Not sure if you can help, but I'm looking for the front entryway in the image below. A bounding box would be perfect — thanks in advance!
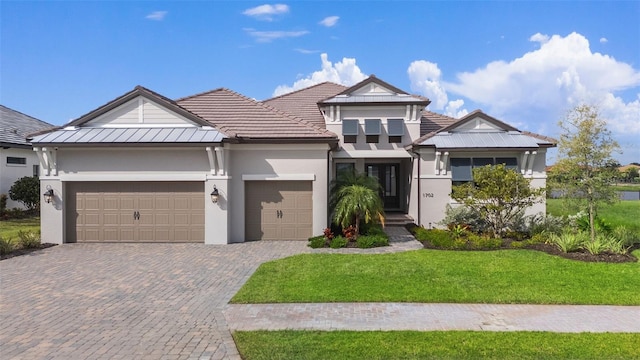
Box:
[66,181,205,242]
[245,181,313,240]
[365,163,400,209]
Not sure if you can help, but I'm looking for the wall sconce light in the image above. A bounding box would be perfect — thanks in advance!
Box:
[43,185,54,204]
[210,185,219,203]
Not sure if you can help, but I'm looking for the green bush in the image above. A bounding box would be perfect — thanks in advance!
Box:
[17,230,40,249]
[9,176,40,211]
[0,236,14,255]
[308,235,326,249]
[468,234,502,250]
[438,204,488,233]
[529,233,548,244]
[330,236,348,249]
[577,215,612,234]
[510,241,527,249]
[551,231,587,253]
[584,237,607,255]
[0,193,7,213]
[356,234,389,249]
[612,226,639,246]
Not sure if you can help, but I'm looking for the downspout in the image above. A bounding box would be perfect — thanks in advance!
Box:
[411,147,421,227]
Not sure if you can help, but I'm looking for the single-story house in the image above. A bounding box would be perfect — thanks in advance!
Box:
[30,76,555,244]
[1,105,54,209]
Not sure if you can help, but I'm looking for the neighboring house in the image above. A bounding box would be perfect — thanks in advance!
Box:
[31,76,555,245]
[0,105,54,209]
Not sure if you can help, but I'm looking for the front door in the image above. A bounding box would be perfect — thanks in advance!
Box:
[366,163,400,210]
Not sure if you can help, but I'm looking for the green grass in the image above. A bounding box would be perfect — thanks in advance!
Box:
[0,217,40,240]
[231,250,640,305]
[615,184,640,191]
[233,330,640,360]
[547,198,640,233]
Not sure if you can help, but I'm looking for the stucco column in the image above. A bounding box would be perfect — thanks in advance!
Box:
[204,177,230,244]
[40,178,64,244]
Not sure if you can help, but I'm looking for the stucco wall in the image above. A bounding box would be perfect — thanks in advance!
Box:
[227,143,330,243]
[0,147,39,209]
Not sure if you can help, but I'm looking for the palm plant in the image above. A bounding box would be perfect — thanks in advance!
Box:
[333,184,384,238]
[329,170,381,210]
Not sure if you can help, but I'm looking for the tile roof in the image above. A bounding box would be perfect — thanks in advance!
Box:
[0,105,54,147]
[30,127,226,145]
[263,82,347,128]
[178,88,337,140]
[420,110,457,136]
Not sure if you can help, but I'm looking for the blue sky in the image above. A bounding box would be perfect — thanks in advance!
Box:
[2,1,639,164]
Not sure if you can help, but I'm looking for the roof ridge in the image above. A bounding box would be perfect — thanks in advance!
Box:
[422,109,458,121]
[263,81,347,102]
[175,87,227,102]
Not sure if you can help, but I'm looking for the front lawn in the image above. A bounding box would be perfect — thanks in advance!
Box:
[233,330,640,360]
[231,250,640,305]
[547,198,640,233]
[0,217,40,239]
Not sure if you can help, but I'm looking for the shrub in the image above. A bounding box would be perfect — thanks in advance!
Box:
[438,205,488,233]
[330,236,348,249]
[468,234,502,250]
[577,215,612,234]
[601,234,628,255]
[0,236,14,255]
[413,228,452,243]
[510,241,527,249]
[9,176,40,211]
[551,231,587,253]
[529,233,548,244]
[612,226,639,247]
[356,234,389,249]
[17,230,41,249]
[584,237,607,255]
[0,193,7,213]
[364,225,386,236]
[308,235,326,249]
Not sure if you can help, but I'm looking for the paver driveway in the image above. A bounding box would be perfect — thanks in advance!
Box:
[0,241,310,360]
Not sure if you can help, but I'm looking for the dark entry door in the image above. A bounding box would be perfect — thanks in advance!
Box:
[365,163,400,210]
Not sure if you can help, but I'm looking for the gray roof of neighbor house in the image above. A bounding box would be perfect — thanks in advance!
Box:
[415,109,557,149]
[0,105,54,147]
[263,82,348,128]
[177,88,337,141]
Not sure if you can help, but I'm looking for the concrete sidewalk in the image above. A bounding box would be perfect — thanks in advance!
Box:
[225,303,640,333]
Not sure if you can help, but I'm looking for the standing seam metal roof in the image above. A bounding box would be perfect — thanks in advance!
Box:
[30,127,226,144]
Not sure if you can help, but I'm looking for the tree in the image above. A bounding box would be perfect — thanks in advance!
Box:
[333,184,384,238]
[9,176,40,211]
[549,105,621,242]
[329,170,381,211]
[451,164,545,237]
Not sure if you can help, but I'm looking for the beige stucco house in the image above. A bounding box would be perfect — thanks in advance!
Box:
[31,76,555,245]
[1,105,54,209]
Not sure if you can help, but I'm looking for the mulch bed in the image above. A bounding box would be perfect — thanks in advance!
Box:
[421,239,638,263]
[0,243,57,261]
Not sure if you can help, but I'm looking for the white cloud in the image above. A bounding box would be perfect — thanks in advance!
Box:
[407,60,468,117]
[243,4,289,21]
[145,11,167,21]
[444,32,640,132]
[600,37,608,44]
[244,28,309,43]
[273,53,367,96]
[529,33,550,44]
[319,16,339,27]
[295,48,320,54]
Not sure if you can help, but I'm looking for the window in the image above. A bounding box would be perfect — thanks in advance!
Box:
[6,157,26,165]
[342,119,358,143]
[451,157,518,186]
[336,163,355,178]
[33,165,39,177]
[365,119,381,143]
[387,119,404,143]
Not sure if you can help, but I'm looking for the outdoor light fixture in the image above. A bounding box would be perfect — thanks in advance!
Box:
[210,185,219,203]
[43,185,54,204]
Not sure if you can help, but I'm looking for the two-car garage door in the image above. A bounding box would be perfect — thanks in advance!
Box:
[66,182,204,242]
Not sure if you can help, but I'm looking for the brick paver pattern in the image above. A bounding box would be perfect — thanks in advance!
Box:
[3,226,638,360]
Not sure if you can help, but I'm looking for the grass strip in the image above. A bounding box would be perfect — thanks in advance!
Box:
[231,250,640,305]
[234,330,640,360]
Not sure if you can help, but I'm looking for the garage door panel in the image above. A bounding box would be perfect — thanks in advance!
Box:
[68,181,204,243]
[245,181,312,241]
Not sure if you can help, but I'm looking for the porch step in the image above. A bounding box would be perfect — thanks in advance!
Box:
[384,213,415,226]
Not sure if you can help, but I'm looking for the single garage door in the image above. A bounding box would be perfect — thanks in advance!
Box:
[245,181,312,241]
[67,182,204,242]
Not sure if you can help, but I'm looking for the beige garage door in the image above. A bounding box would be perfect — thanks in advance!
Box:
[67,182,204,243]
[245,181,313,241]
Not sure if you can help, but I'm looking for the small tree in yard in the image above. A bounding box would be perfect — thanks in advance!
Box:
[9,176,40,211]
[333,184,384,239]
[451,164,544,237]
[549,105,620,243]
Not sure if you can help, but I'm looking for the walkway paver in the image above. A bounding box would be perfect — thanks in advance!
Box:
[225,303,640,333]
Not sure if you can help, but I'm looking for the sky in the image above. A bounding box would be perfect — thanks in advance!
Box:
[1,1,639,164]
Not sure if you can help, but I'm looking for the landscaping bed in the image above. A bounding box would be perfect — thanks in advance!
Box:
[0,242,57,261]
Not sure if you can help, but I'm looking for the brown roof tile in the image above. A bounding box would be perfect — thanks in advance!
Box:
[178,88,337,140]
[420,110,457,137]
[263,82,347,128]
